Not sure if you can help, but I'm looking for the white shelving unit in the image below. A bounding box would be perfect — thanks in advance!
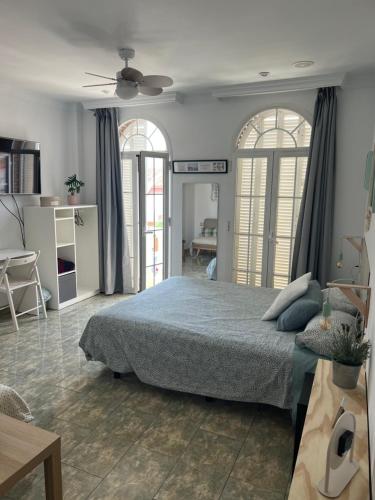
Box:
[24,205,99,310]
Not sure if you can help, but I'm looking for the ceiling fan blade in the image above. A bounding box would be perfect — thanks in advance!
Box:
[121,67,144,82]
[82,82,117,87]
[141,75,173,88]
[84,72,117,81]
[139,86,163,96]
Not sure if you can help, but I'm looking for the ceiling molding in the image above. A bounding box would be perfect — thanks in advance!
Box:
[81,91,184,110]
[212,73,346,99]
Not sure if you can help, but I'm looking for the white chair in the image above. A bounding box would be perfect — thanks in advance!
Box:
[0,251,47,331]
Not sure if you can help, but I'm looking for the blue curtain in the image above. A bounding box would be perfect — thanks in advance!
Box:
[95,108,126,294]
[291,87,337,286]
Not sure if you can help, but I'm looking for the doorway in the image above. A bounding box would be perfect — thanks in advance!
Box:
[121,151,169,292]
[182,183,219,280]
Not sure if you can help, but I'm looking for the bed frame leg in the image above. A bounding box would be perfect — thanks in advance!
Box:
[113,371,121,379]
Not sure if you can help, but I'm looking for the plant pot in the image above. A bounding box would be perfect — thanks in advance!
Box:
[67,194,79,206]
[332,360,361,389]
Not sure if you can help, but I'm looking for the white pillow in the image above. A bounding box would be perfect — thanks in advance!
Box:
[262,272,312,321]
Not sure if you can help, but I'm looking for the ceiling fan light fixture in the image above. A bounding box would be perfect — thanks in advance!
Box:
[121,66,144,82]
[139,86,163,96]
[115,80,138,100]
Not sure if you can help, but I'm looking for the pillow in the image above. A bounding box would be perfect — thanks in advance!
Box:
[277,280,322,331]
[262,272,312,321]
[295,310,358,357]
[322,287,358,316]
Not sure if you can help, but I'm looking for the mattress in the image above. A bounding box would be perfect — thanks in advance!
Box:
[79,276,298,409]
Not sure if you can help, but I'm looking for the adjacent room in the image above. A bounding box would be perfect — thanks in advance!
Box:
[1,1,375,499]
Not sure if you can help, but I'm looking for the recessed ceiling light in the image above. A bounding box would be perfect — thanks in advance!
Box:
[259,71,270,77]
[293,60,315,68]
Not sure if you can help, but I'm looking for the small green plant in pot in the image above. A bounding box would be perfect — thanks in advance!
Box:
[65,174,84,206]
[331,324,370,389]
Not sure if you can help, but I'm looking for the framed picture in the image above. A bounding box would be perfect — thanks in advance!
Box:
[173,159,228,174]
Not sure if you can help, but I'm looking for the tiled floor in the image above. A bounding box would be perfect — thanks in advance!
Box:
[0,294,294,500]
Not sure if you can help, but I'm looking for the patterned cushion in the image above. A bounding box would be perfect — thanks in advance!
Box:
[322,288,358,316]
[295,310,358,356]
[201,227,217,237]
[0,384,33,422]
[262,272,312,321]
[277,280,322,331]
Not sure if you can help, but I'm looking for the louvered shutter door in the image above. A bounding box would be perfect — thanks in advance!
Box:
[233,157,269,287]
[122,156,139,292]
[273,155,308,288]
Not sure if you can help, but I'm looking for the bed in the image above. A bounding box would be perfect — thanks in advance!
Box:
[79,276,304,409]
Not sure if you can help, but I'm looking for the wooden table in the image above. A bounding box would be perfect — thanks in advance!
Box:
[0,414,62,499]
[289,359,369,499]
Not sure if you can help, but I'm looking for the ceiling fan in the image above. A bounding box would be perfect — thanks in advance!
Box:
[83,48,173,99]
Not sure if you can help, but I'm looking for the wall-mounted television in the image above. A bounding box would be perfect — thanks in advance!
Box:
[0,136,41,194]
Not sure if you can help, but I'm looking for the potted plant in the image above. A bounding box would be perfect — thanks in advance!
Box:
[65,174,84,205]
[331,324,371,389]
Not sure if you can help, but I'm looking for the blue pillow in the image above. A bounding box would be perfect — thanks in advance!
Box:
[277,280,322,332]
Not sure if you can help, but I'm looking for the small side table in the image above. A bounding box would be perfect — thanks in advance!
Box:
[0,414,62,499]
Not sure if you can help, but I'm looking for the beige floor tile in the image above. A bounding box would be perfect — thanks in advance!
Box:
[220,477,285,500]
[88,445,175,500]
[155,460,229,500]
[180,429,242,473]
[200,402,256,441]
[230,409,293,492]
[136,413,197,457]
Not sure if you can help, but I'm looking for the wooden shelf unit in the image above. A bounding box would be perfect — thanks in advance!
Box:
[289,359,369,500]
[24,205,99,310]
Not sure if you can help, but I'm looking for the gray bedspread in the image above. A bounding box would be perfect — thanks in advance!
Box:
[79,276,297,409]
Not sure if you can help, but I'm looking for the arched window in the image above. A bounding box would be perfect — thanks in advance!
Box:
[233,108,311,289]
[237,108,311,149]
[119,118,167,152]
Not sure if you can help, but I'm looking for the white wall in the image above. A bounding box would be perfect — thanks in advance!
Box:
[365,113,375,498]
[331,85,375,280]
[0,85,80,248]
[80,83,375,282]
[366,218,375,498]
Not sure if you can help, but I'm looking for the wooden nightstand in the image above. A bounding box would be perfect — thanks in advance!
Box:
[0,414,62,499]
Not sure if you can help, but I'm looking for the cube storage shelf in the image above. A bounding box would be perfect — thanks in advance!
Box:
[24,205,99,310]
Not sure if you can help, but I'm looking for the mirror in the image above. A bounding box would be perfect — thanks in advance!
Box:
[182,183,219,280]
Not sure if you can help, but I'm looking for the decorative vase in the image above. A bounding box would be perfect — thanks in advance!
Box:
[332,360,361,389]
[67,194,79,206]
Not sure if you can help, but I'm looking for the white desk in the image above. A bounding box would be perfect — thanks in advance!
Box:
[0,249,35,262]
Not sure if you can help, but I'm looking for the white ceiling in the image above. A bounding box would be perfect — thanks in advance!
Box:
[1,0,375,101]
